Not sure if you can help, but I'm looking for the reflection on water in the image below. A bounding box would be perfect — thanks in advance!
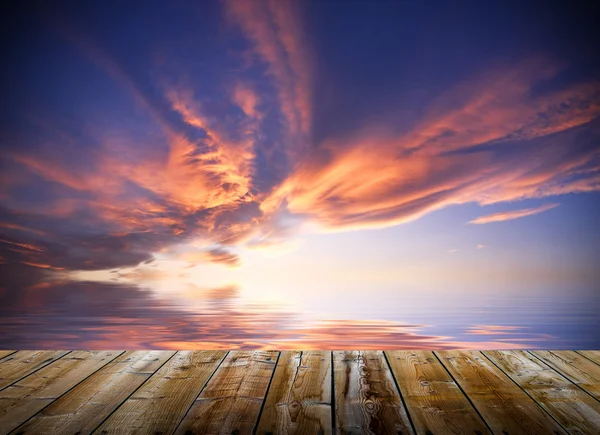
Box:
[1,264,597,349]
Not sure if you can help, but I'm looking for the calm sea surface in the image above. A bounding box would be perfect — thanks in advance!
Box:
[1,272,597,349]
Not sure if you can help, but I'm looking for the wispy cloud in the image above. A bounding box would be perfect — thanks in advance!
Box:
[231,81,260,118]
[180,248,241,268]
[469,203,560,224]
[401,58,600,155]
[0,1,599,275]
[224,0,313,155]
[261,58,599,232]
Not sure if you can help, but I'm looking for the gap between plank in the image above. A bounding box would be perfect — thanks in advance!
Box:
[8,351,126,435]
[0,351,18,362]
[381,351,417,435]
[330,351,335,435]
[252,350,282,435]
[575,350,600,367]
[480,351,570,434]
[431,351,495,435]
[85,350,179,434]
[0,351,73,393]
[171,350,230,435]
[526,350,600,404]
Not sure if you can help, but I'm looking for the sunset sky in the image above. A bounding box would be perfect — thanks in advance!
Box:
[1,1,599,348]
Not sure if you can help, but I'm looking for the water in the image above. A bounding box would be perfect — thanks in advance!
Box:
[1,268,597,349]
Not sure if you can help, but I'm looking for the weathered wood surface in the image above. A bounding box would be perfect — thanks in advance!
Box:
[0,350,121,435]
[533,350,600,401]
[94,350,226,434]
[174,350,278,435]
[0,352,16,361]
[0,350,68,390]
[485,350,600,434]
[436,350,567,434]
[334,351,413,435]
[0,349,598,435]
[14,351,175,435]
[578,350,600,366]
[386,350,490,435]
[256,351,332,435]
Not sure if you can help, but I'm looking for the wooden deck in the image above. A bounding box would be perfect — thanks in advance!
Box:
[0,350,599,434]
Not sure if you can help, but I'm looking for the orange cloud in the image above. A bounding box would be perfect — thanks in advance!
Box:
[469,203,560,224]
[0,16,259,251]
[0,238,45,253]
[225,0,312,156]
[202,248,240,267]
[47,19,255,217]
[261,59,600,232]
[401,58,600,155]
[231,81,260,118]
[2,3,599,274]
[162,88,256,208]
[9,152,121,194]
[21,262,55,269]
[4,81,261,256]
[179,248,240,268]
[0,223,48,237]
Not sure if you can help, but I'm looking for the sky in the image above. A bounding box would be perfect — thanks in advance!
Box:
[0,0,599,349]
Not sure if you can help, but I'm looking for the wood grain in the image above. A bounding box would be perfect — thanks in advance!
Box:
[256,350,332,435]
[485,350,600,434]
[386,350,490,435]
[93,350,226,435]
[436,350,566,435]
[334,350,414,435]
[578,350,600,366]
[0,348,597,434]
[12,350,175,435]
[532,350,600,400]
[174,350,279,435]
[0,350,69,390]
[0,350,122,435]
[0,351,16,361]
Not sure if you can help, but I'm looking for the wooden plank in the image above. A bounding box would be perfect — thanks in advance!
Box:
[12,350,175,435]
[578,350,600,366]
[0,350,122,435]
[436,350,566,435]
[0,350,69,390]
[174,350,278,435]
[0,351,16,360]
[334,350,414,435]
[256,350,332,435]
[485,350,600,434]
[533,351,600,400]
[386,350,490,435]
[94,350,226,435]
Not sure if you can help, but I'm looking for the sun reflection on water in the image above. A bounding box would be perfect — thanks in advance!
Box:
[0,255,587,350]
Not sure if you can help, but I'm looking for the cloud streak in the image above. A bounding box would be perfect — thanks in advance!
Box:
[261,58,600,231]
[0,0,599,276]
[224,0,313,156]
[469,203,560,224]
[179,247,241,268]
